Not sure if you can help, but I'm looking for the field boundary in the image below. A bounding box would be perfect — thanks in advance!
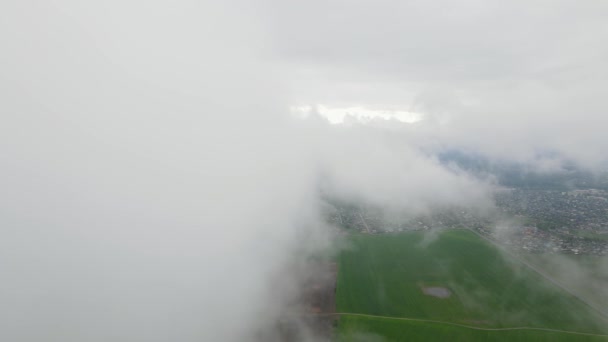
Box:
[315,312,608,338]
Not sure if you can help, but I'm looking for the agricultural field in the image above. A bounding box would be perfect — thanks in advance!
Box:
[337,315,608,342]
[334,230,608,341]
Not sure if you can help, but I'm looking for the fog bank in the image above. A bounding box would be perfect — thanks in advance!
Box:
[0,1,494,341]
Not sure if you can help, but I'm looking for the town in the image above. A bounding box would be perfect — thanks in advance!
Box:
[324,187,608,256]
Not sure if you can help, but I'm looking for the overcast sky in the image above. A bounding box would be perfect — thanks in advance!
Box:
[264,0,608,167]
[1,1,607,341]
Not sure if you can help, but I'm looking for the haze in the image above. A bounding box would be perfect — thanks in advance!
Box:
[1,1,607,341]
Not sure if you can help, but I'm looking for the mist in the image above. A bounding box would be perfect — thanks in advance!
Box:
[2,0,607,341]
[0,1,491,341]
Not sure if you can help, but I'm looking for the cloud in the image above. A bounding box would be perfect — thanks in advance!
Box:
[3,0,602,341]
[0,1,498,341]
[0,2,317,341]
[312,121,492,214]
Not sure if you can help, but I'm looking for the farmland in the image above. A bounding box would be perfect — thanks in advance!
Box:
[337,315,608,342]
[334,230,608,341]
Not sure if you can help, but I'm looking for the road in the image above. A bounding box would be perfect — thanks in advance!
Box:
[357,211,371,233]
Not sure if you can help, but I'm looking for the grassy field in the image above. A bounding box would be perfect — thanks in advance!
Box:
[337,315,608,342]
[335,230,608,341]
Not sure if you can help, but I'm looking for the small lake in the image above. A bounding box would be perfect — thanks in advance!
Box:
[422,286,451,298]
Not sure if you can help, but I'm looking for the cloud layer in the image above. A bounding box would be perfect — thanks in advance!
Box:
[0,1,492,341]
[1,1,605,341]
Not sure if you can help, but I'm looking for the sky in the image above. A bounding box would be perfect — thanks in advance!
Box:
[1,1,607,341]
[266,0,608,168]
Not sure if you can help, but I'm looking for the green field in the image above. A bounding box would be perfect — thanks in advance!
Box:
[338,315,608,342]
[335,230,608,341]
